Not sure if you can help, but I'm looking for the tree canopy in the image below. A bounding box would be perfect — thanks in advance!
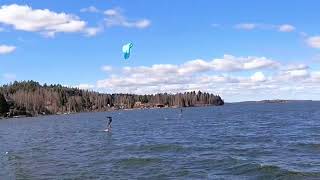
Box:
[0,81,224,117]
[0,93,9,115]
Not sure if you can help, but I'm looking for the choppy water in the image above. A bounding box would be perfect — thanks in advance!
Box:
[0,102,320,179]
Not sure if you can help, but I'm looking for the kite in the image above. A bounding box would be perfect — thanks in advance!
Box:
[122,43,133,60]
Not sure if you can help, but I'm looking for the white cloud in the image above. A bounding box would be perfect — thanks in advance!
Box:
[0,45,16,54]
[84,26,102,36]
[97,74,188,89]
[278,67,310,80]
[285,69,309,78]
[134,19,151,28]
[104,9,118,16]
[283,64,309,71]
[76,84,95,90]
[234,23,295,33]
[123,64,179,75]
[307,36,320,48]
[310,71,320,81]
[211,55,279,71]
[234,23,257,30]
[199,75,240,84]
[0,4,97,37]
[101,65,113,72]
[104,8,151,29]
[278,24,295,32]
[80,6,100,13]
[251,72,266,82]
[178,60,211,74]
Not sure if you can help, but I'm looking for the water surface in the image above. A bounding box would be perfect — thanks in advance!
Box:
[1,102,320,179]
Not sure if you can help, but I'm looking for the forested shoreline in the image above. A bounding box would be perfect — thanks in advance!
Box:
[0,81,224,118]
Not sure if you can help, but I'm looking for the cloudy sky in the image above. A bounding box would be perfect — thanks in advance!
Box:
[0,0,320,102]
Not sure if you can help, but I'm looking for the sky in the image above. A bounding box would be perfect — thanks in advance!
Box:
[0,0,320,102]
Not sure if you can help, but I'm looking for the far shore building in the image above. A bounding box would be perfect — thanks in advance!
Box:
[156,104,165,108]
[134,101,166,108]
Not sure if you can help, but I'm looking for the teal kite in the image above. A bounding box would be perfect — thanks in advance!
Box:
[122,43,133,60]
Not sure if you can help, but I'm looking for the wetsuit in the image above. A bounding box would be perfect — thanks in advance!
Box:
[107,117,112,129]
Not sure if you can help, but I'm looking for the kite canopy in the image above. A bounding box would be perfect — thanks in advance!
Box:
[122,43,133,60]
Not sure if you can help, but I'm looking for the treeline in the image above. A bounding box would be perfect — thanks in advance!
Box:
[0,81,224,117]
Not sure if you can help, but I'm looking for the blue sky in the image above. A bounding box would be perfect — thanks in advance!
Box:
[0,0,320,102]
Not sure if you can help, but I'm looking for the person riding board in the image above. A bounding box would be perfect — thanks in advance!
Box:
[106,116,112,131]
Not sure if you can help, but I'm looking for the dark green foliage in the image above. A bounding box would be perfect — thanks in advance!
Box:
[0,81,224,117]
[0,93,9,115]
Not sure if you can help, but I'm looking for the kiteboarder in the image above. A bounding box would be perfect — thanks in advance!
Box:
[179,108,183,119]
[106,116,112,131]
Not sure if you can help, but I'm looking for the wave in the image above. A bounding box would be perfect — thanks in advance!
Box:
[126,144,186,153]
[224,163,320,179]
[295,142,320,150]
[116,157,162,168]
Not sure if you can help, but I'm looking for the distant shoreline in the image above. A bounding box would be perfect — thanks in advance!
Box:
[0,81,224,119]
[231,100,317,104]
[1,100,318,120]
[0,104,220,120]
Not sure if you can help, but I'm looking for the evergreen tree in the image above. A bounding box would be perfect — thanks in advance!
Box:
[0,93,9,116]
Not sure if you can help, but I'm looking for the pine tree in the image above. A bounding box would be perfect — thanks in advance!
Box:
[0,93,9,116]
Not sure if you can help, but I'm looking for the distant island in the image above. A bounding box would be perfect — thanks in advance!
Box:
[0,81,224,118]
[237,99,315,104]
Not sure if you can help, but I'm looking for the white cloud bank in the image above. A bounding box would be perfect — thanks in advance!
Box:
[97,54,280,89]
[0,4,151,36]
[95,54,320,102]
[0,45,16,54]
[0,4,99,37]
[121,55,278,76]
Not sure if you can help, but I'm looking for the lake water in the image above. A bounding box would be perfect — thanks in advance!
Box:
[0,102,320,179]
